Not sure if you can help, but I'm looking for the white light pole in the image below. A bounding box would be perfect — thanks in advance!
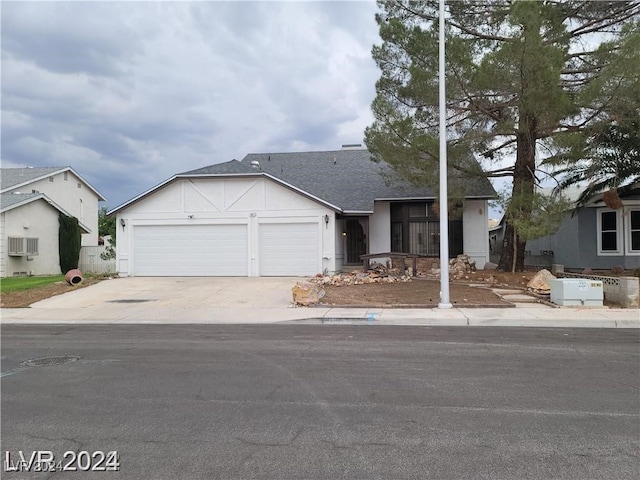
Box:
[438,0,452,309]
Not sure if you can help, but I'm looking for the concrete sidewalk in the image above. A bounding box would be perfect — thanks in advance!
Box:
[1,304,638,328]
[1,277,637,328]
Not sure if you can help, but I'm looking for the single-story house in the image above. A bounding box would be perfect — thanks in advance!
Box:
[108,146,497,277]
[526,183,640,270]
[0,166,106,277]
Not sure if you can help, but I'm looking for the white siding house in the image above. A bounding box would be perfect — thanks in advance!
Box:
[110,148,496,277]
[114,177,336,277]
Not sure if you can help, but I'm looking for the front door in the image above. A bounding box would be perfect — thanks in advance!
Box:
[346,219,367,264]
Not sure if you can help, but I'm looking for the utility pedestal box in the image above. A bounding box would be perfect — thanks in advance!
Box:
[550,278,603,307]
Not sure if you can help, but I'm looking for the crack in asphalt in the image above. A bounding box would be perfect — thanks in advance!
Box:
[233,427,305,447]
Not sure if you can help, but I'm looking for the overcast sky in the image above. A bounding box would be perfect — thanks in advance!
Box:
[2,0,384,209]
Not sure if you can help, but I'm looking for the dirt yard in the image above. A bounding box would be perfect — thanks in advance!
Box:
[320,271,537,307]
[318,269,638,308]
[1,277,105,308]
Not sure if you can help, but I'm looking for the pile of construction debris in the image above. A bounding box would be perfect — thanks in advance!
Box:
[311,269,412,287]
[291,265,412,306]
[426,254,477,279]
[449,255,477,279]
[311,264,411,287]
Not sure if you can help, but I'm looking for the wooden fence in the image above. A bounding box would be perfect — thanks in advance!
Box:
[79,246,116,274]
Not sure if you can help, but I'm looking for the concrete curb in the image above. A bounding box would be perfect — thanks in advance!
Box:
[1,306,638,328]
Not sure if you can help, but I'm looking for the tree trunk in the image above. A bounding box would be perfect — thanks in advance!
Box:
[499,222,527,272]
[498,116,537,272]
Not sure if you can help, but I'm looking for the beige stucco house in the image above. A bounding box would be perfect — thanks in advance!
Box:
[0,166,105,277]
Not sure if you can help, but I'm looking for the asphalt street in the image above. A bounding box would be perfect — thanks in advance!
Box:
[1,325,639,479]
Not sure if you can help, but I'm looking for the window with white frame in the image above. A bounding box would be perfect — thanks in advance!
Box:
[627,209,640,255]
[597,209,622,255]
[597,207,640,256]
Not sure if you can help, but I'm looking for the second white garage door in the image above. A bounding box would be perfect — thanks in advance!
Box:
[259,223,320,276]
[133,224,248,276]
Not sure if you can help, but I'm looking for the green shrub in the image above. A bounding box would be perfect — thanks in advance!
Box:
[59,214,81,273]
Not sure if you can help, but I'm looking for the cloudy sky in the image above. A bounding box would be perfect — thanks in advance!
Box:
[2,0,384,209]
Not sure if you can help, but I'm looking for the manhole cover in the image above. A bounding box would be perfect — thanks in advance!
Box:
[108,299,153,303]
[22,356,80,367]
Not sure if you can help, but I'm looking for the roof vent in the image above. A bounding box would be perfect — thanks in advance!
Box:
[341,144,363,150]
[250,160,260,170]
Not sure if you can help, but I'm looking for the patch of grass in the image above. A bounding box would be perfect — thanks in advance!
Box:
[1,275,66,294]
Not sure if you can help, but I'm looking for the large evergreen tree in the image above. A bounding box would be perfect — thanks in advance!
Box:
[365,0,640,271]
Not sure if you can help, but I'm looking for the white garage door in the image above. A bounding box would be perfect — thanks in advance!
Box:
[259,223,320,276]
[133,224,248,276]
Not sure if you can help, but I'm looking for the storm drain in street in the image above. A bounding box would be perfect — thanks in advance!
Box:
[21,356,81,367]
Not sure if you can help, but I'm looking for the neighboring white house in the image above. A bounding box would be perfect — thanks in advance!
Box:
[0,166,106,277]
[109,147,497,277]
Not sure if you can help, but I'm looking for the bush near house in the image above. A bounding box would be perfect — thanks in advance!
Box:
[59,214,81,273]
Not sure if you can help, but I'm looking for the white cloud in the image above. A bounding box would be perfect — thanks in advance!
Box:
[1,1,380,208]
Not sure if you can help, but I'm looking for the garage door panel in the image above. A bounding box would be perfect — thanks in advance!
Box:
[134,225,247,276]
[259,223,319,276]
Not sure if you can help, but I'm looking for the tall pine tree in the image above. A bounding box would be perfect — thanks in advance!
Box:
[365,0,640,271]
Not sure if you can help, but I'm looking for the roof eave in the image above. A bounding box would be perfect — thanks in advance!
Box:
[0,194,46,213]
[1,194,91,233]
[66,167,107,201]
[375,194,497,201]
[108,172,344,215]
[0,167,107,201]
[107,175,179,215]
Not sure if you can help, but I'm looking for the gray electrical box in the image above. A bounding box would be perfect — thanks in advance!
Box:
[550,278,604,307]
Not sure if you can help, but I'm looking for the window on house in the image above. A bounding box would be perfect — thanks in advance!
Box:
[408,203,427,217]
[409,222,440,256]
[600,211,618,251]
[390,202,461,257]
[629,210,640,253]
[391,222,403,252]
[597,209,621,255]
[64,171,68,181]
[49,177,54,182]
[77,182,82,189]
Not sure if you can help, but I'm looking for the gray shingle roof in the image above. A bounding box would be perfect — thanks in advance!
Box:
[183,159,255,175]
[0,192,92,233]
[0,192,43,211]
[1,167,66,190]
[182,149,496,212]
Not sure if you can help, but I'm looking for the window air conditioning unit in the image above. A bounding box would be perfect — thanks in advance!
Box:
[8,237,39,256]
[550,278,603,307]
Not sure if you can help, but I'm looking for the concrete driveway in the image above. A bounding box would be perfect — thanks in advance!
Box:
[31,277,299,309]
[4,276,637,326]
